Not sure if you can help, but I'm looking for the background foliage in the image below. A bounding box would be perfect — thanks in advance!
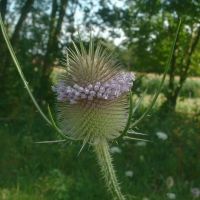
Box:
[0,0,200,199]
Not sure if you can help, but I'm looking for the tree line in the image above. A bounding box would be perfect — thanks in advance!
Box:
[0,0,200,114]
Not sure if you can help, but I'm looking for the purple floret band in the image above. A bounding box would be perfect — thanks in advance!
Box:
[52,72,135,104]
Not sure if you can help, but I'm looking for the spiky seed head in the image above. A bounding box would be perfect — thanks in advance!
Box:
[52,39,135,144]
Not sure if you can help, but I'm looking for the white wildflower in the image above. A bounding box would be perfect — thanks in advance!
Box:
[110,146,122,154]
[135,141,147,146]
[156,131,168,140]
[166,176,174,189]
[166,192,176,199]
[125,170,133,177]
[139,155,145,161]
[191,188,200,198]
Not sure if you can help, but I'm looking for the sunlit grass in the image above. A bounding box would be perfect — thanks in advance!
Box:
[132,94,200,114]
[0,91,199,199]
[1,71,199,199]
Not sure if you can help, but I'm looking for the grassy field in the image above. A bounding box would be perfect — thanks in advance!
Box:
[137,73,200,98]
[0,74,200,200]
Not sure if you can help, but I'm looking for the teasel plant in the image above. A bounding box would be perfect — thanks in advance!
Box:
[0,13,181,200]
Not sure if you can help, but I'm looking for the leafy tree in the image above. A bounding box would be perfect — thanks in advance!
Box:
[0,0,86,114]
[95,0,200,110]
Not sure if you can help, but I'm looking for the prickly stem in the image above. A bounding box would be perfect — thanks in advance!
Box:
[94,139,126,200]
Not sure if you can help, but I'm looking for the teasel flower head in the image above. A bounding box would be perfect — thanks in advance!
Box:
[52,39,135,144]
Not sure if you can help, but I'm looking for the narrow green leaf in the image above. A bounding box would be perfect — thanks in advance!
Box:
[35,139,67,144]
[123,136,151,143]
[127,130,147,136]
[47,105,70,139]
[77,32,87,55]
[77,138,88,156]
[121,91,133,135]
[132,89,147,115]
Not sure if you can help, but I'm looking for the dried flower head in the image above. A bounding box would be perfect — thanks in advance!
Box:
[52,39,135,144]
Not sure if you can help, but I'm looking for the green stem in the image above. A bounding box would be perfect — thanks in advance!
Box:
[0,13,67,140]
[94,139,126,200]
[0,13,51,126]
[131,19,182,128]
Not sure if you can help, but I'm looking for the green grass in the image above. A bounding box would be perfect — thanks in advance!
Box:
[0,74,200,200]
[132,94,200,114]
[0,101,200,200]
[136,73,200,98]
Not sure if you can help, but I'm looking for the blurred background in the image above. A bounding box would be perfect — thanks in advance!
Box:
[0,0,200,199]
